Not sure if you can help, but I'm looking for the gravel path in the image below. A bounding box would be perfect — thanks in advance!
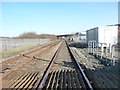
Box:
[52,42,75,70]
[70,47,104,70]
[70,47,120,89]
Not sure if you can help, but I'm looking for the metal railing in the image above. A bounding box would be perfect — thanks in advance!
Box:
[88,41,119,65]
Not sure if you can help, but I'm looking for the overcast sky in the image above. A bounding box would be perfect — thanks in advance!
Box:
[1,2,118,37]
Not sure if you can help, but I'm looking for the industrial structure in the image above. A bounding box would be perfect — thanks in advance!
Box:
[86,24,118,47]
[86,24,119,65]
[57,32,86,43]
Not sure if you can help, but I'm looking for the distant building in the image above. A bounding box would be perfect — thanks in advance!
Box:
[71,32,86,43]
[57,34,74,41]
[79,32,86,42]
[57,32,86,43]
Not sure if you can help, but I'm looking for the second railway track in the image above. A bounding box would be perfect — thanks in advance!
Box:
[1,41,61,76]
[1,40,62,88]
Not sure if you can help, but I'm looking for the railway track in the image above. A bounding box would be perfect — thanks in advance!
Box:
[70,47,120,89]
[1,41,60,65]
[1,41,62,89]
[0,41,61,77]
[1,41,93,89]
[32,41,93,90]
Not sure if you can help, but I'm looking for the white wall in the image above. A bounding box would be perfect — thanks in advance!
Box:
[98,26,118,47]
[87,25,118,47]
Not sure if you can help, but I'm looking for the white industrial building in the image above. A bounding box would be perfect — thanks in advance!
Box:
[71,32,86,43]
[86,25,118,47]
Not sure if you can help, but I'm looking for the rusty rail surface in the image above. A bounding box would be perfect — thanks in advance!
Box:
[0,41,61,79]
[34,41,63,89]
[2,41,94,90]
[66,42,93,90]
[33,41,93,90]
[0,41,60,65]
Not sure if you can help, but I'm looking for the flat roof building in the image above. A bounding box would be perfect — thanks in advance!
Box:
[86,25,118,47]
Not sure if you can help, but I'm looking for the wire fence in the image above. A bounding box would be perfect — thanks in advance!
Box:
[0,38,50,51]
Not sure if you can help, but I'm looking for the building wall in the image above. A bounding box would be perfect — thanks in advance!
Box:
[86,27,98,44]
[71,33,86,43]
[86,26,118,47]
[98,26,118,47]
[72,35,79,42]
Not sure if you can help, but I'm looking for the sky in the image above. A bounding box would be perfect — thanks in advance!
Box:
[0,2,119,37]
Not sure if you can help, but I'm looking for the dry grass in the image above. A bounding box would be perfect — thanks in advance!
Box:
[0,44,40,59]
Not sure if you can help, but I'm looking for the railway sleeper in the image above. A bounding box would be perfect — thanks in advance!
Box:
[9,72,38,89]
[35,69,89,90]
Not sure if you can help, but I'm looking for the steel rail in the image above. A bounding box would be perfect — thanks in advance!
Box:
[35,41,63,89]
[66,42,94,90]
[0,41,61,79]
[0,41,60,65]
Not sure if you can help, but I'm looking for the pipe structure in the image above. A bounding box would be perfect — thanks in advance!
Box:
[112,45,115,65]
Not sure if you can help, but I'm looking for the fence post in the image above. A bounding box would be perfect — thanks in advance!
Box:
[109,43,112,53]
[112,45,115,65]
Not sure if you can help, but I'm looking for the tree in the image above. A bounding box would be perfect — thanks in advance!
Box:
[18,32,39,38]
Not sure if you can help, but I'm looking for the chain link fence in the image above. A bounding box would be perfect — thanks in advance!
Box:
[0,38,50,51]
